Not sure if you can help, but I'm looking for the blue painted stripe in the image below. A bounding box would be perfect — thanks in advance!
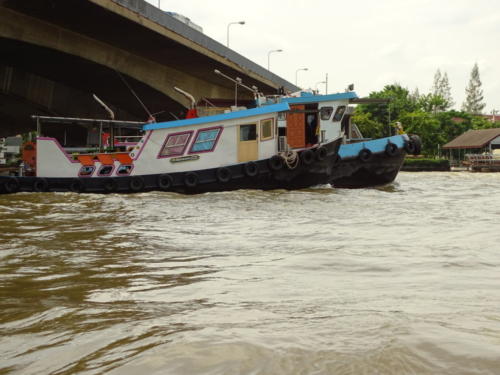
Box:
[339,135,409,159]
[144,102,290,131]
[281,92,358,105]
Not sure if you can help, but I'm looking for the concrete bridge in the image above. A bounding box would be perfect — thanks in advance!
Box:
[0,0,297,136]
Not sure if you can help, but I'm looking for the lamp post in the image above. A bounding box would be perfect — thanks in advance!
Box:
[227,21,245,47]
[295,68,308,87]
[157,0,160,8]
[315,81,326,94]
[267,49,283,70]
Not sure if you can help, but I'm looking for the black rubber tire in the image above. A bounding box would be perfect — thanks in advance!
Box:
[268,155,284,171]
[69,178,84,193]
[316,147,328,161]
[385,142,399,157]
[184,172,198,188]
[129,176,144,192]
[404,140,416,154]
[4,177,20,194]
[158,174,173,190]
[358,148,373,162]
[103,178,117,193]
[33,178,49,192]
[244,161,258,177]
[410,135,422,155]
[300,149,314,165]
[216,167,231,183]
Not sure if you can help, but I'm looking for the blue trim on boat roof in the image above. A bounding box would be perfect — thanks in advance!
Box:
[143,102,290,131]
[281,92,358,105]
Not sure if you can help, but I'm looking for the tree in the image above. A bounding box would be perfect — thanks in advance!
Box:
[431,69,454,111]
[439,72,454,109]
[462,63,486,114]
[431,69,442,97]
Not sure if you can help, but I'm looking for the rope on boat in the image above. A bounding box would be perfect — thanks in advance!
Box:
[279,151,299,170]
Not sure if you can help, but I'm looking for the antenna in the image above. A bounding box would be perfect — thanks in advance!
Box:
[115,70,154,121]
[214,69,260,107]
[93,94,115,120]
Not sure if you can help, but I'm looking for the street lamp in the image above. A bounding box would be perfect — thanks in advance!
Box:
[295,68,308,86]
[267,49,283,70]
[315,81,326,94]
[227,21,245,47]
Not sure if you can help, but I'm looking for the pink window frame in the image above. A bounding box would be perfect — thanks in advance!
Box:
[157,130,193,159]
[115,164,134,176]
[78,165,95,177]
[188,126,223,154]
[97,164,115,177]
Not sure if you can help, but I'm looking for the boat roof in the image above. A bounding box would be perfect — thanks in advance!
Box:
[31,115,144,128]
[143,102,290,131]
[280,92,358,105]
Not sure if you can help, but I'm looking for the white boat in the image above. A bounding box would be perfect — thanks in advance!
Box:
[0,95,347,193]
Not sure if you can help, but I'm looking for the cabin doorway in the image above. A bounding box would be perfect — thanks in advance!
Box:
[286,104,319,148]
[238,124,258,162]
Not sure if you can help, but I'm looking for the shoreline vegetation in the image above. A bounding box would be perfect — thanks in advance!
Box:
[402,157,450,171]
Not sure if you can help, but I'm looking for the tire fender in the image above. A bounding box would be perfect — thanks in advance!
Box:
[129,176,144,192]
[33,178,49,192]
[300,149,314,165]
[216,167,231,183]
[158,174,173,190]
[184,172,198,188]
[358,148,373,162]
[244,161,258,177]
[268,155,284,171]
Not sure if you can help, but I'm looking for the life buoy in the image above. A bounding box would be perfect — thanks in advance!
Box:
[244,161,258,177]
[404,140,416,154]
[69,178,84,193]
[300,149,314,165]
[4,177,20,194]
[358,148,373,162]
[385,142,399,157]
[103,178,117,193]
[158,174,173,190]
[268,155,284,171]
[33,178,49,192]
[184,172,198,188]
[129,176,144,192]
[216,167,231,183]
[316,146,328,161]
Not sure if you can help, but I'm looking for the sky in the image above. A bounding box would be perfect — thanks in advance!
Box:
[146,0,500,113]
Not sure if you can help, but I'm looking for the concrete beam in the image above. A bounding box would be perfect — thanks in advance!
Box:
[89,0,284,91]
[0,6,235,109]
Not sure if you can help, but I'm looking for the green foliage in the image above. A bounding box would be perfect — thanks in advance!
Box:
[403,158,450,171]
[352,79,496,157]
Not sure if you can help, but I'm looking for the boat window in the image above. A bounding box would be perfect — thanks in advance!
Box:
[240,124,257,141]
[79,166,95,177]
[117,165,132,175]
[333,106,346,122]
[190,126,222,153]
[260,118,274,141]
[320,107,333,120]
[159,131,193,158]
[98,165,114,176]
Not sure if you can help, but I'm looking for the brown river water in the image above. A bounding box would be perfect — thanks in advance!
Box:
[1,172,500,375]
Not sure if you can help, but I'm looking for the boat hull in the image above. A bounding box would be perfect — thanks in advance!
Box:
[330,134,420,189]
[0,139,342,194]
[331,151,406,188]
